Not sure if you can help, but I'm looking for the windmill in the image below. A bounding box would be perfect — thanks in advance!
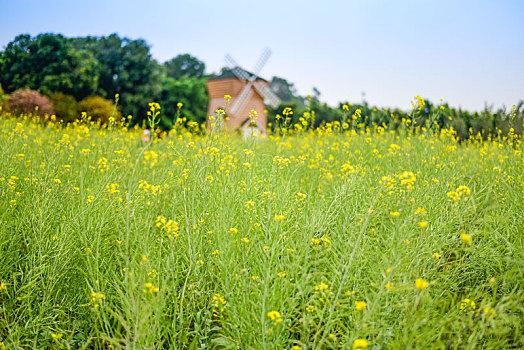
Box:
[206,48,281,136]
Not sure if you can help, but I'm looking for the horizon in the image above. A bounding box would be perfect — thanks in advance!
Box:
[1,0,523,112]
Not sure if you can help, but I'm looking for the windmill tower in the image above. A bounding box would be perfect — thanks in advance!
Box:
[206,48,281,136]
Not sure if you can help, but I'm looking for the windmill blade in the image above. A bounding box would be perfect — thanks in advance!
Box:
[225,54,250,81]
[229,83,254,115]
[253,81,281,109]
[252,48,272,77]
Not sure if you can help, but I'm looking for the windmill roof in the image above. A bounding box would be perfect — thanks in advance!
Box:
[209,67,268,82]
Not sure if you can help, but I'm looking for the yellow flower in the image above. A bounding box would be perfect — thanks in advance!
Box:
[456,185,471,196]
[142,282,159,293]
[177,102,183,109]
[342,104,349,111]
[0,282,6,291]
[418,221,428,228]
[390,211,400,217]
[415,278,428,291]
[283,107,293,116]
[51,333,63,340]
[483,307,497,319]
[267,310,282,325]
[447,191,460,201]
[241,237,249,243]
[461,233,472,244]
[355,301,367,310]
[432,252,441,260]
[224,94,231,101]
[353,339,368,349]
[460,298,476,312]
[415,207,426,215]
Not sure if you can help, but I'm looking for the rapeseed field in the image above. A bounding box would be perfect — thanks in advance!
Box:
[0,104,522,349]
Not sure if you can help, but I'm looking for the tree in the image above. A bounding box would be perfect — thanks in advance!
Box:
[71,34,162,121]
[269,76,304,104]
[0,34,99,100]
[156,76,209,128]
[164,54,205,80]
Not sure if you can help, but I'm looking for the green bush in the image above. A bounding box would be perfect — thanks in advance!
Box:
[0,84,7,111]
[77,96,121,124]
[51,93,78,122]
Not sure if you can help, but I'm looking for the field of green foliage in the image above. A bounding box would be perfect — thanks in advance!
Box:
[0,108,523,349]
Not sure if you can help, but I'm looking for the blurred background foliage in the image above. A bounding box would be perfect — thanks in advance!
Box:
[0,33,522,138]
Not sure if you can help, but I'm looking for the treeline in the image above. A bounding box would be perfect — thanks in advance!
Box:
[0,33,522,138]
[0,33,208,128]
[267,98,523,140]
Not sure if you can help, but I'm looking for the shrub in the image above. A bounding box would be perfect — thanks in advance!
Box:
[51,93,78,122]
[77,96,121,124]
[7,88,54,116]
[0,84,7,111]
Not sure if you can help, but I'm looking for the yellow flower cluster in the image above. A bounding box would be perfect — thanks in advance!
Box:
[212,293,227,317]
[90,291,105,308]
[380,171,416,193]
[155,215,179,238]
[267,310,282,326]
[143,282,159,294]
[310,236,331,250]
[447,185,471,201]
[138,179,163,196]
[106,183,120,194]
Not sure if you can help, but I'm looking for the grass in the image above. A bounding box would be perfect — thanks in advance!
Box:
[0,110,523,349]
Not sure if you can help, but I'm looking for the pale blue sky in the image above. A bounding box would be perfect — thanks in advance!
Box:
[1,0,523,111]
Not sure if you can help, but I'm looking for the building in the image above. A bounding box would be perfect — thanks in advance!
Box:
[206,68,269,135]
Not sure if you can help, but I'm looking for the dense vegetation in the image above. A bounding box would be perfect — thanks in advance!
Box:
[0,105,522,348]
[1,33,522,138]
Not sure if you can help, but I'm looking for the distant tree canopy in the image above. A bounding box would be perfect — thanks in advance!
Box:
[164,54,206,80]
[70,34,162,121]
[0,33,206,125]
[269,76,304,105]
[0,32,521,136]
[0,34,99,99]
[157,76,209,129]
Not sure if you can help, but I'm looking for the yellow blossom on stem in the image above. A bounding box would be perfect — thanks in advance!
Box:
[355,301,367,310]
[267,310,282,326]
[415,278,428,291]
[353,339,368,349]
[461,233,472,244]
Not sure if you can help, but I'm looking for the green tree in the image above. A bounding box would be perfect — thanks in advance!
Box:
[269,77,303,104]
[0,34,99,99]
[157,76,209,129]
[164,54,206,80]
[71,34,162,121]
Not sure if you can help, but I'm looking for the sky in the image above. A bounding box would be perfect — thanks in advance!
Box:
[1,0,523,111]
